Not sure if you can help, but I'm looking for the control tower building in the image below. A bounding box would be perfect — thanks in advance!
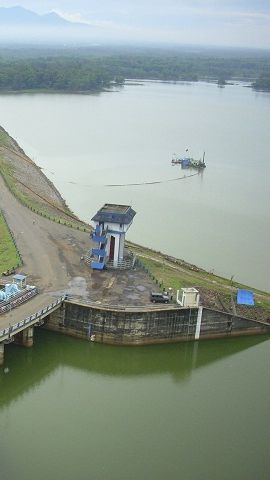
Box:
[90,204,136,270]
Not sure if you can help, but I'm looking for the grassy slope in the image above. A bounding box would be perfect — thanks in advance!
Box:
[0,211,20,272]
[0,126,90,273]
[0,127,90,231]
[0,128,10,147]
[136,253,264,294]
[129,243,270,315]
[0,129,20,271]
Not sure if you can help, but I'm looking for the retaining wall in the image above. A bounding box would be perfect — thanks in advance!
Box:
[43,301,270,345]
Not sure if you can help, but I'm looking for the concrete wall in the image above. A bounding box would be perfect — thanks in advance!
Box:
[199,308,268,340]
[43,301,270,346]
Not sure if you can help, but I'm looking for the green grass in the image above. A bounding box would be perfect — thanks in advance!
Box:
[138,257,193,290]
[0,128,10,148]
[0,211,21,273]
[136,253,270,311]
[138,255,227,291]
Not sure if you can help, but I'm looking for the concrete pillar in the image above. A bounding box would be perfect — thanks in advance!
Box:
[22,326,34,347]
[113,234,120,267]
[0,343,4,366]
[14,326,34,347]
[105,236,111,258]
[195,306,203,340]
[119,233,125,261]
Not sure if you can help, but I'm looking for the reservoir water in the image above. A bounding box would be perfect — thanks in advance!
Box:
[0,82,269,291]
[0,82,270,479]
[1,331,270,480]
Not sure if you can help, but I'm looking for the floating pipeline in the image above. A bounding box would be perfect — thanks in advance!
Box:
[104,172,199,187]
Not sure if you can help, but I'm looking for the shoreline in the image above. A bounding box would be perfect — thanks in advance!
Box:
[0,78,266,96]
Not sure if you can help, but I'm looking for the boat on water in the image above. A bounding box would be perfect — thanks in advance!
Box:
[172,151,206,169]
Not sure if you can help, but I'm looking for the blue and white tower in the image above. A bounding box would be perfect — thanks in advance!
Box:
[90,204,136,269]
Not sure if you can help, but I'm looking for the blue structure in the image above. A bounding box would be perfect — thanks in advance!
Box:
[237,289,255,306]
[0,283,20,302]
[90,224,107,270]
[181,157,191,168]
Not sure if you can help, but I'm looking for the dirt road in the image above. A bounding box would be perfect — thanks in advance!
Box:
[0,172,92,329]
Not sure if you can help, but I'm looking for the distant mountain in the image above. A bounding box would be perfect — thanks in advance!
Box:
[0,6,83,27]
[0,5,100,45]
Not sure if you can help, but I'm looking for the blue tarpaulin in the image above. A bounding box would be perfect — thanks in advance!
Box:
[237,289,254,306]
[181,158,191,169]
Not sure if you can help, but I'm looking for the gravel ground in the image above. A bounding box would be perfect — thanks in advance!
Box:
[199,287,270,323]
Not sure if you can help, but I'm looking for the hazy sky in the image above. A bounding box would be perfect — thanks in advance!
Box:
[1,0,270,48]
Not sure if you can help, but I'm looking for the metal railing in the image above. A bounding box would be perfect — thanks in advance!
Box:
[0,295,66,342]
[106,255,136,270]
[84,249,136,271]
[0,287,38,315]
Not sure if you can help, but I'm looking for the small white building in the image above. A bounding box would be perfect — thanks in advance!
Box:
[176,287,200,307]
[91,204,136,269]
[12,274,27,289]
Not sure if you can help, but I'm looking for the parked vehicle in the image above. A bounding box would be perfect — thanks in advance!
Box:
[150,292,169,303]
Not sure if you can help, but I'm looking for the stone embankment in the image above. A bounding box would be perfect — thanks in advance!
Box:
[0,125,88,229]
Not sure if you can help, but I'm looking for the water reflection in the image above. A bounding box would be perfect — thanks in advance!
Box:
[0,330,268,408]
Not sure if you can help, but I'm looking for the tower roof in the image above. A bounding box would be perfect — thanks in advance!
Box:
[92,204,136,225]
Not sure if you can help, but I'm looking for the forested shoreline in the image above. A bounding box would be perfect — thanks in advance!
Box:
[0,46,270,92]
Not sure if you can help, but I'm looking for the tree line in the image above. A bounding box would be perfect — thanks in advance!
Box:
[0,47,270,92]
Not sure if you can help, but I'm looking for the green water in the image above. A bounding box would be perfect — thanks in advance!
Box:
[1,330,270,480]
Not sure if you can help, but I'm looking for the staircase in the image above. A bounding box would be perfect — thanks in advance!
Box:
[89,225,107,270]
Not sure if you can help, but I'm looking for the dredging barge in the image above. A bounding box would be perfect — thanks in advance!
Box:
[172,151,206,169]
